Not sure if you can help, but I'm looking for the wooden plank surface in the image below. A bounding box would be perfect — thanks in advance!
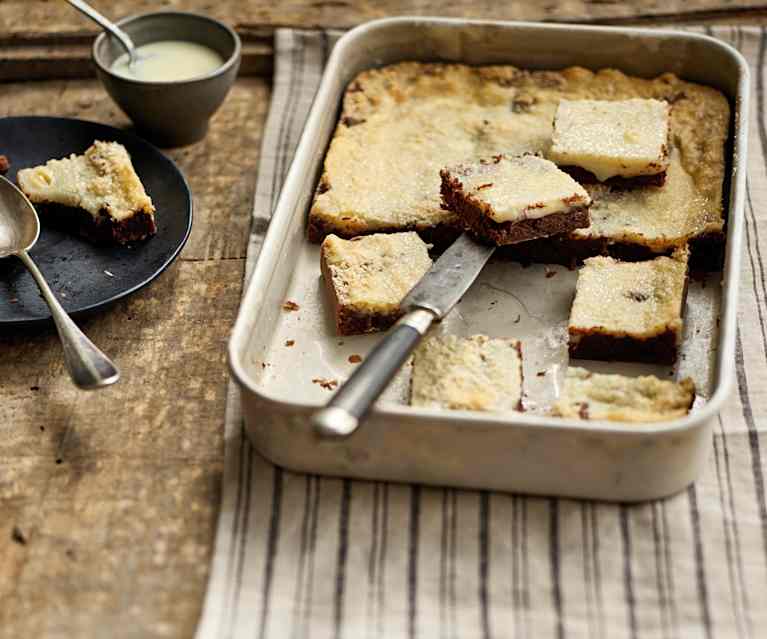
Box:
[0,1,762,638]
[0,77,269,638]
[2,0,767,39]
[2,1,767,82]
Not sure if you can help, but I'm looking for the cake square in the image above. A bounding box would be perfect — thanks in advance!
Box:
[552,367,695,423]
[440,154,591,246]
[568,248,688,364]
[17,141,156,244]
[320,232,432,335]
[549,99,670,186]
[410,335,523,412]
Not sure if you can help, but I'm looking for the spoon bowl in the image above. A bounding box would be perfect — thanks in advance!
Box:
[0,177,38,257]
[0,176,119,389]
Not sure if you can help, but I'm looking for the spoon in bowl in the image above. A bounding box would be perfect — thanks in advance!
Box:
[0,176,119,389]
[64,0,142,67]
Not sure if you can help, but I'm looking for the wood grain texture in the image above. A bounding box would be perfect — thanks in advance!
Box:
[0,41,273,82]
[0,76,269,638]
[2,0,767,39]
[2,1,766,81]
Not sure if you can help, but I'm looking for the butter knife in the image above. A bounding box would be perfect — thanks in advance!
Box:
[311,233,496,437]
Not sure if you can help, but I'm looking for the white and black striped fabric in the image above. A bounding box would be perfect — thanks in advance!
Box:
[196,27,767,639]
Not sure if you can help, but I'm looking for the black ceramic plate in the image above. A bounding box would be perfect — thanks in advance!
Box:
[0,117,192,327]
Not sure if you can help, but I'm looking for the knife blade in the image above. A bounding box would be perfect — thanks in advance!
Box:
[311,233,496,438]
[401,232,496,318]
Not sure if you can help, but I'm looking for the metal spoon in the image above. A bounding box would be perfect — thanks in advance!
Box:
[64,0,141,67]
[0,176,119,389]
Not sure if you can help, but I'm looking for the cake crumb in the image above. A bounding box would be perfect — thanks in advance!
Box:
[282,300,300,311]
[348,354,362,364]
[545,268,557,278]
[104,270,115,278]
[0,155,9,174]
[513,314,521,324]
[9,298,17,304]
[312,377,338,390]
[285,340,295,347]
[11,525,27,545]
[537,371,546,377]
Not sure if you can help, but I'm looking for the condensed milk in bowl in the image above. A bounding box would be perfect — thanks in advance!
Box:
[93,11,241,147]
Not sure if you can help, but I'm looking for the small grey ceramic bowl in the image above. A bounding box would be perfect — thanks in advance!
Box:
[93,11,241,147]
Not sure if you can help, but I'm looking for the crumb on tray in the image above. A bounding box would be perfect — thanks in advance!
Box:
[312,377,338,390]
[282,300,300,311]
[348,354,362,364]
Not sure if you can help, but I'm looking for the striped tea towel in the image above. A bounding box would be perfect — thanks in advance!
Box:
[196,26,767,639]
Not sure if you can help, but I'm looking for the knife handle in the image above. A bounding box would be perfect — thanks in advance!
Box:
[312,309,435,438]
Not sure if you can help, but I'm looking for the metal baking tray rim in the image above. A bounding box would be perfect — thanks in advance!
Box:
[228,17,749,437]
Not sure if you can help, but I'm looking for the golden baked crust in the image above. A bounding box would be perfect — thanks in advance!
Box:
[320,232,432,335]
[552,367,695,423]
[569,247,688,341]
[410,334,523,412]
[549,98,671,181]
[309,62,729,250]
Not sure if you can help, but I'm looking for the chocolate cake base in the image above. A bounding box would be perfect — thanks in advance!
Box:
[440,180,590,246]
[499,236,670,268]
[37,203,157,245]
[569,329,680,365]
[689,232,726,272]
[559,165,667,189]
[499,232,724,272]
[308,214,460,248]
[336,306,402,335]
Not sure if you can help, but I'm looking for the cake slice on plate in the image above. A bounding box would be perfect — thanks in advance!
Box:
[17,140,156,245]
[552,367,695,422]
[440,154,591,246]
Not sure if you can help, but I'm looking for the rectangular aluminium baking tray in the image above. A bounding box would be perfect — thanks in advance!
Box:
[228,17,749,501]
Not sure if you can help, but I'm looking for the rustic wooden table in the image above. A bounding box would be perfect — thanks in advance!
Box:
[1,1,764,637]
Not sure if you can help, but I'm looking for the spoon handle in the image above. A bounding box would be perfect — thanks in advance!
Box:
[64,0,136,60]
[19,250,120,390]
